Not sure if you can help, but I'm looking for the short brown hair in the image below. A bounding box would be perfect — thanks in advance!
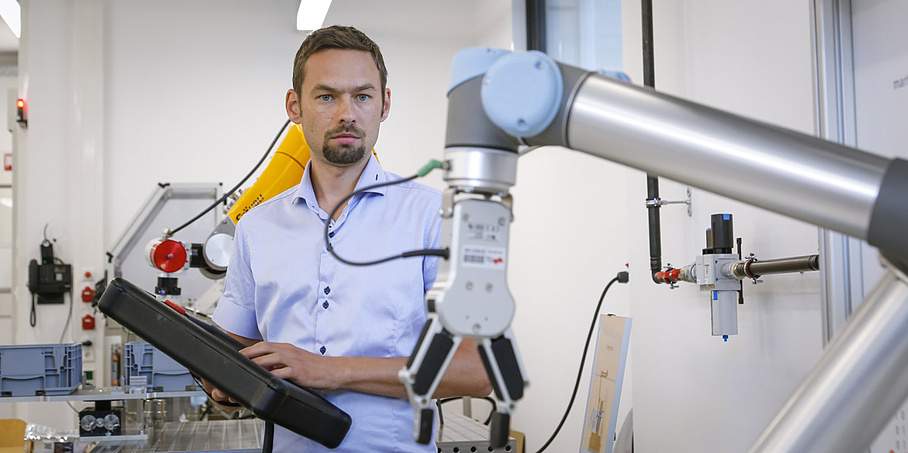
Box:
[292,25,388,97]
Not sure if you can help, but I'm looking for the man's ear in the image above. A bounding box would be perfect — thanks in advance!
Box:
[286,89,302,124]
[380,88,391,122]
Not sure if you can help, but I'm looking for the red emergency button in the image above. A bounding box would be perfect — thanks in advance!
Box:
[81,286,95,303]
[82,315,95,330]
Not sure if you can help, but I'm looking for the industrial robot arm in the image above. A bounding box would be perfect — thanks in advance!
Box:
[401,47,908,453]
[146,123,378,287]
[144,123,314,285]
[199,123,315,275]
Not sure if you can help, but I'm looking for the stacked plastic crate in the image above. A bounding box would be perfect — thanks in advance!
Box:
[123,341,196,392]
[0,344,82,397]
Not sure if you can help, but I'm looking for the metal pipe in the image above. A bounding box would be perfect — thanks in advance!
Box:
[641,0,666,284]
[646,176,663,283]
[526,0,547,53]
[563,73,889,239]
[641,0,655,88]
[748,261,908,453]
[730,255,820,279]
[748,255,820,276]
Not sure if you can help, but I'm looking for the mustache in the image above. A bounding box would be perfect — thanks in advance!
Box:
[326,124,364,138]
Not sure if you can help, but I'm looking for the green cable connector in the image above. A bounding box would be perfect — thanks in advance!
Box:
[417,159,445,177]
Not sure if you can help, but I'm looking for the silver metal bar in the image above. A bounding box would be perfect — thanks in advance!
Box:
[564,74,889,239]
[748,259,908,453]
[819,229,862,344]
[812,0,863,347]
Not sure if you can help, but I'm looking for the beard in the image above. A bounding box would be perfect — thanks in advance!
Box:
[322,125,367,165]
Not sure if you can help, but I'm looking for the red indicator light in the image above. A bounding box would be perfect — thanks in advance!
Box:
[16,98,26,125]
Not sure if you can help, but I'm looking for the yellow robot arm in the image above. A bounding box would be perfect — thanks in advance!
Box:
[200,123,377,277]
[227,123,310,224]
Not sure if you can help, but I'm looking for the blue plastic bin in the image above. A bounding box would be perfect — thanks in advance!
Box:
[124,341,196,392]
[0,343,82,397]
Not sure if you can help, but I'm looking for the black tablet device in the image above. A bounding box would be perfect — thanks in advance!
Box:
[97,277,351,448]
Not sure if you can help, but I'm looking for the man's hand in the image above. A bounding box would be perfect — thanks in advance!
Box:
[232,340,489,399]
[201,378,243,409]
[241,342,339,391]
[201,330,258,409]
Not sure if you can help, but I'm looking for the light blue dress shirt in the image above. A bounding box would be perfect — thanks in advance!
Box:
[213,155,442,452]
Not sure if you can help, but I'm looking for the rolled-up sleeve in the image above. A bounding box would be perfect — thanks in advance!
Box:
[212,220,263,340]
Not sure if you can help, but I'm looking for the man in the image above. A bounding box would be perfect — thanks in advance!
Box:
[209,25,491,452]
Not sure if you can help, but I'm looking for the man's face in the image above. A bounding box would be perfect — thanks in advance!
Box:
[288,49,390,167]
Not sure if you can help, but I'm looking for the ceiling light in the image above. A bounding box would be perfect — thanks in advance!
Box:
[0,0,19,39]
[297,0,332,32]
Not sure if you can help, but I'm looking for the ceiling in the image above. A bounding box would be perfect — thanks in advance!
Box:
[323,0,509,41]
[0,0,513,56]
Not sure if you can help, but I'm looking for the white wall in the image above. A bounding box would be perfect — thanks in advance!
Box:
[103,1,301,245]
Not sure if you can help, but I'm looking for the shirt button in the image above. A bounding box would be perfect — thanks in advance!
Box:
[323,301,329,309]
[328,231,335,238]
[319,346,326,355]
[324,286,331,295]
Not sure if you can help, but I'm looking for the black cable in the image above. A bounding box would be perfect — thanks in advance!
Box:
[49,256,73,342]
[437,396,498,425]
[536,272,627,453]
[59,291,73,343]
[262,421,275,453]
[436,400,444,427]
[30,293,36,327]
[324,166,448,267]
[168,119,292,236]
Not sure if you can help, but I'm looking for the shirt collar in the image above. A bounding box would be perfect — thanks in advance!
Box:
[293,153,387,209]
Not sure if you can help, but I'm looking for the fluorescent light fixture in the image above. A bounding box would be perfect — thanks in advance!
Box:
[0,0,19,39]
[297,0,332,32]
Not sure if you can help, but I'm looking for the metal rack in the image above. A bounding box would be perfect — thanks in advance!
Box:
[0,387,205,404]
[86,419,263,453]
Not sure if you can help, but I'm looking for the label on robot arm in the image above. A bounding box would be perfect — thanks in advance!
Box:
[461,246,507,269]
[466,221,504,242]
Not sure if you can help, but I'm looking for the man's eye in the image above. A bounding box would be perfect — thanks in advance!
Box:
[356,94,369,101]
[319,95,333,102]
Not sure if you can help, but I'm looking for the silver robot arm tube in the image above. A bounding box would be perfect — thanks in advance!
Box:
[473,49,908,453]
[482,52,892,243]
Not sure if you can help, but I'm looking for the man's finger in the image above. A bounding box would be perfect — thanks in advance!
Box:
[240,341,276,359]
[271,367,293,380]
[251,352,288,369]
